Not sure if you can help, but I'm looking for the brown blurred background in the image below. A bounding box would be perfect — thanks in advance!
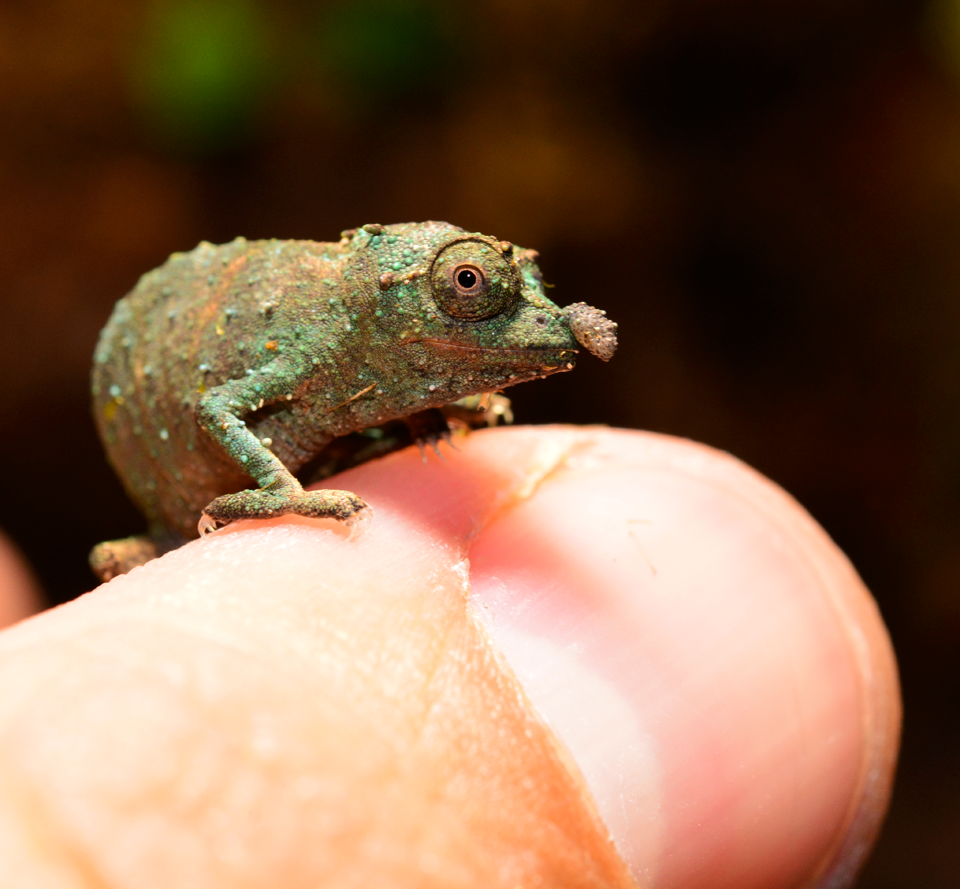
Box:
[0,0,957,882]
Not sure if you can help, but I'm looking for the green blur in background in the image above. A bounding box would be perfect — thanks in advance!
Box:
[0,0,958,884]
[129,0,454,152]
[130,0,275,150]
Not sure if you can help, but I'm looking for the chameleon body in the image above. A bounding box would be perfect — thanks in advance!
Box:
[91,221,617,580]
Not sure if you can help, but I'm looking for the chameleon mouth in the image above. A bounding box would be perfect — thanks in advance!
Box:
[404,337,577,368]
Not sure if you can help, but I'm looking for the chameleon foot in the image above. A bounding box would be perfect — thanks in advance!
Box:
[288,489,369,521]
[200,485,368,532]
[90,535,164,582]
[404,408,453,461]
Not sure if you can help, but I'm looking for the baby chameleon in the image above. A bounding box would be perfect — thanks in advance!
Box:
[90,221,618,580]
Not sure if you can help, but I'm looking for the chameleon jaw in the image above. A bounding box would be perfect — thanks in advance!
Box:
[403,337,578,365]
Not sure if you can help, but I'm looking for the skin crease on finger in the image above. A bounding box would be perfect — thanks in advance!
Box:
[0,427,899,888]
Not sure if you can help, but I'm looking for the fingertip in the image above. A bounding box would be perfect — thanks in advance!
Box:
[454,427,900,888]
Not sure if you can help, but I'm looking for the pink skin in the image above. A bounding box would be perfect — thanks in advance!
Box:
[0,531,41,631]
[0,427,900,887]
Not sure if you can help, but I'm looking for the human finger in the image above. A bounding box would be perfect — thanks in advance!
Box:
[0,426,899,888]
[0,433,634,888]
[433,427,901,888]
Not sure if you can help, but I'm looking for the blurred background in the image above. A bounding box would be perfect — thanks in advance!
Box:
[0,0,957,882]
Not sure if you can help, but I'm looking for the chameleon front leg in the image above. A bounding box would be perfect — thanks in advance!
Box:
[195,363,367,529]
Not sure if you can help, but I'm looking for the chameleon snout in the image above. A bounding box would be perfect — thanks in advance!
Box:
[562,302,618,362]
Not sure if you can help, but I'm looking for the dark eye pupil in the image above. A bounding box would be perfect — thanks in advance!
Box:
[456,268,478,290]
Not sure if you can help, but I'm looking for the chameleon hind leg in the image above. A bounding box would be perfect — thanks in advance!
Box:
[89,533,185,582]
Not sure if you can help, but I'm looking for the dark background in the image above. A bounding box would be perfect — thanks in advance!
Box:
[1,0,957,883]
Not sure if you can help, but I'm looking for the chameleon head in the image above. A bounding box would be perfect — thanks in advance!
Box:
[359,222,617,400]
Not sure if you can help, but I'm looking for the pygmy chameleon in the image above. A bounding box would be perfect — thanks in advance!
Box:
[90,221,617,580]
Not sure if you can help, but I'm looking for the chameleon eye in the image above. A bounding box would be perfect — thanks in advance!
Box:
[431,238,520,320]
[455,265,482,293]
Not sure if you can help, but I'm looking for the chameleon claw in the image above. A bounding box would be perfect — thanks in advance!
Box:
[416,434,449,462]
[344,504,374,540]
[198,512,222,537]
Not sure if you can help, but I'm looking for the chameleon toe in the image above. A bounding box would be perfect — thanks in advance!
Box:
[291,489,368,521]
